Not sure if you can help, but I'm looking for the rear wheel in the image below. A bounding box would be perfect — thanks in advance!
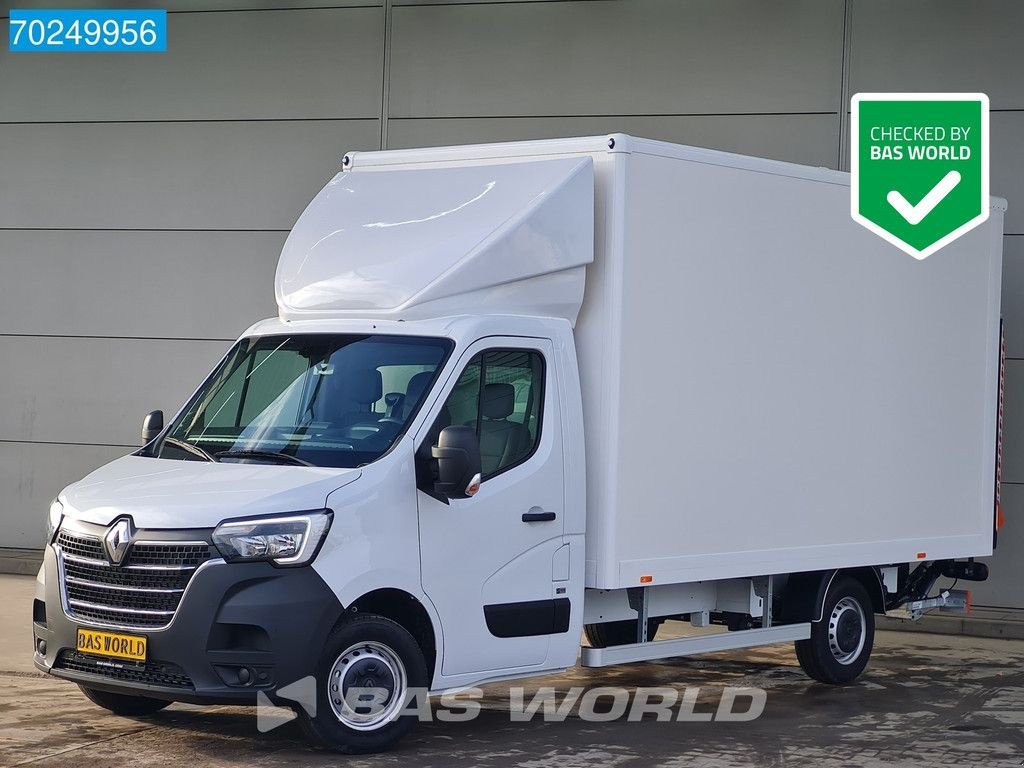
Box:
[584,618,663,648]
[795,575,874,684]
[299,614,428,754]
[78,685,171,716]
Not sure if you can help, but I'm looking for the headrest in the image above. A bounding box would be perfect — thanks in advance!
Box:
[349,369,383,405]
[481,383,515,419]
[403,371,435,418]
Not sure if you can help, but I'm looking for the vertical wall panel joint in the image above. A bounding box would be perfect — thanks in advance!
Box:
[380,0,393,150]
[837,0,853,171]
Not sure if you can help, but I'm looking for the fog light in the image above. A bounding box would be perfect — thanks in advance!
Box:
[36,639,46,656]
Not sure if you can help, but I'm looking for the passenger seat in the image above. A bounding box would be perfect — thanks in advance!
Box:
[330,368,383,430]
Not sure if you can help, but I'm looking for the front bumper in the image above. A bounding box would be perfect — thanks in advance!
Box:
[32,544,342,704]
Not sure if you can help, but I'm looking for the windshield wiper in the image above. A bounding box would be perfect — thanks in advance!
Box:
[214,450,315,467]
[163,437,217,462]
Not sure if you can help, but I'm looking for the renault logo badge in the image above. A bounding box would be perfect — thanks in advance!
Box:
[104,519,134,566]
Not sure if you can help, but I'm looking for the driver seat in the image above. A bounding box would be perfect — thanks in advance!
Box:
[478,383,530,475]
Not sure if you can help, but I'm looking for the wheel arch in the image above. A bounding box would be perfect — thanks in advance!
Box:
[341,588,439,686]
[841,567,886,615]
[780,567,886,624]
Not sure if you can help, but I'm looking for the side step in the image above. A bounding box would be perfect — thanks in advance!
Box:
[580,622,811,668]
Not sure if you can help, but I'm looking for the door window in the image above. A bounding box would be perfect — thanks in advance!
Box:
[440,349,545,478]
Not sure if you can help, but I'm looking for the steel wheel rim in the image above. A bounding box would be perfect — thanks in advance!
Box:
[327,641,408,730]
[827,596,866,665]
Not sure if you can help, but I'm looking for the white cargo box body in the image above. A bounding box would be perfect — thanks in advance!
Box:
[583,139,1004,590]
[287,135,1006,592]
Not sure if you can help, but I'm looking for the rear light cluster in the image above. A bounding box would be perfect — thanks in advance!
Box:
[996,321,1006,533]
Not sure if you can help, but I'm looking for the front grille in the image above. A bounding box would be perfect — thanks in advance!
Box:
[56,532,105,561]
[56,530,213,630]
[64,560,188,591]
[128,543,213,568]
[56,649,194,689]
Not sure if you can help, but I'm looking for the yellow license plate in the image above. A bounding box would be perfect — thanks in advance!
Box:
[76,628,147,662]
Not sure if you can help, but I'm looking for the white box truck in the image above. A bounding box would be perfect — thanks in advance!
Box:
[33,135,1006,753]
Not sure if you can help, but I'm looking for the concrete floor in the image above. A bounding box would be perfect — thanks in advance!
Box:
[3,573,1024,768]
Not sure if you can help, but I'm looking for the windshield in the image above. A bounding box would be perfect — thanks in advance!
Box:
[154,334,452,469]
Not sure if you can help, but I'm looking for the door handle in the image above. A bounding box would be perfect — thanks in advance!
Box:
[522,509,556,523]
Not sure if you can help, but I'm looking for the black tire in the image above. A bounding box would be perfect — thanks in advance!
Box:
[584,618,663,648]
[78,685,171,716]
[299,613,428,754]
[794,575,875,684]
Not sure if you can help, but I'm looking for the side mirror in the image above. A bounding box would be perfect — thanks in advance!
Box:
[431,426,482,499]
[142,410,164,445]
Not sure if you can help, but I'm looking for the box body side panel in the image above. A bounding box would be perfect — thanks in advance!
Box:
[583,150,1003,588]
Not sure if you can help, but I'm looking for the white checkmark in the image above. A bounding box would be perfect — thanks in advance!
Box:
[886,170,961,225]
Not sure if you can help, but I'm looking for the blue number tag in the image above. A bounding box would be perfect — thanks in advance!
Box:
[8,9,167,53]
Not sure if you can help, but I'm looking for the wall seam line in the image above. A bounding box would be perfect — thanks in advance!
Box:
[837,0,853,171]
[379,0,393,149]
[0,439,138,449]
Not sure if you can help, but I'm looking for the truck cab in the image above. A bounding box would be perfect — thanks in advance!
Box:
[35,149,596,754]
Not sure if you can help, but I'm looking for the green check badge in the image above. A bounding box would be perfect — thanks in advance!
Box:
[851,93,989,260]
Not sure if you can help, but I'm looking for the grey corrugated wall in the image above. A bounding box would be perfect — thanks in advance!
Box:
[1,0,1022,607]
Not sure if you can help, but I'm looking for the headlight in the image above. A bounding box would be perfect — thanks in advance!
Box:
[212,510,332,566]
[46,499,63,543]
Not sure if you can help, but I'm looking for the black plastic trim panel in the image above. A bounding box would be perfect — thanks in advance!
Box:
[484,598,570,638]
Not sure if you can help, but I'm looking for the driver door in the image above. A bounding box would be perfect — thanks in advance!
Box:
[415,337,568,679]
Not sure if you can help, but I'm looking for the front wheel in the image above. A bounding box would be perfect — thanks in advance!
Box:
[794,575,875,684]
[78,685,171,716]
[299,614,428,754]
